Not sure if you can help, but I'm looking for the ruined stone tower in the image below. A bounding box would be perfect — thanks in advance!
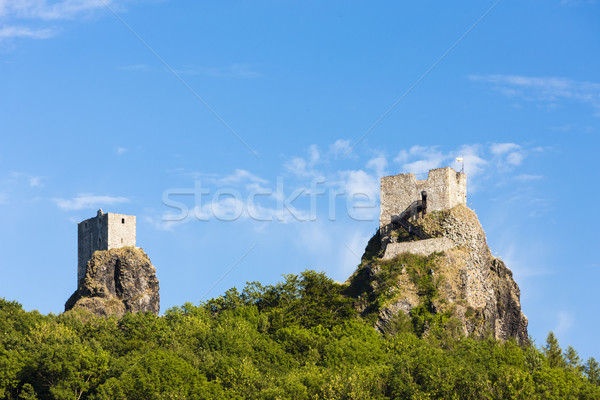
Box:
[379,167,466,229]
[353,166,528,343]
[77,209,136,284]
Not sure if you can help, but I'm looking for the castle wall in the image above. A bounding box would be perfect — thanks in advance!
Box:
[77,210,136,286]
[106,213,136,250]
[379,167,466,229]
[382,237,454,259]
[77,211,108,284]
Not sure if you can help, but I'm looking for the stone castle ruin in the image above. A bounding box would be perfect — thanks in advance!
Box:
[354,166,528,342]
[77,209,136,284]
[68,209,159,316]
[379,167,466,259]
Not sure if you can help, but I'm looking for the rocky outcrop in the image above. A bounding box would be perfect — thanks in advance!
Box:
[65,247,159,317]
[348,205,528,343]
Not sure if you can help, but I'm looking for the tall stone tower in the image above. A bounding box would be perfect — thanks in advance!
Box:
[77,209,136,284]
[380,167,466,229]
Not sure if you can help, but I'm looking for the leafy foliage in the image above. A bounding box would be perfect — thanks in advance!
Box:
[0,271,598,399]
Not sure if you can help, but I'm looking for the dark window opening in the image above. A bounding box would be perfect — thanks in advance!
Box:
[122,218,125,224]
[84,222,88,228]
[98,237,102,245]
[121,238,123,244]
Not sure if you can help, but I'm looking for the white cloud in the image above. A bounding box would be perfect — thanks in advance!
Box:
[457,144,488,178]
[0,25,55,39]
[8,171,45,188]
[54,193,130,211]
[217,169,268,186]
[118,64,148,71]
[506,151,524,166]
[308,144,320,165]
[157,191,310,231]
[160,140,540,231]
[285,157,310,177]
[389,141,536,186]
[0,0,131,42]
[470,74,600,114]
[116,147,127,155]
[0,0,119,21]
[366,155,387,178]
[175,64,261,79]
[550,124,575,132]
[336,170,379,221]
[515,174,543,181]
[284,144,324,179]
[340,169,378,201]
[28,176,43,187]
[560,0,596,6]
[329,139,351,158]
[490,142,521,155]
[394,145,446,175]
[489,143,527,168]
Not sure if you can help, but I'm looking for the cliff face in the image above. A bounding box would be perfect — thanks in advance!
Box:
[347,205,528,343]
[65,247,159,317]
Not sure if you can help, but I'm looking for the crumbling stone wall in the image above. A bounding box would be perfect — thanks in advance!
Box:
[379,167,466,229]
[382,237,454,259]
[77,209,136,285]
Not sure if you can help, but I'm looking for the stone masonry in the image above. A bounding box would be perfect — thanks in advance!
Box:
[379,167,466,230]
[382,237,454,259]
[77,209,136,285]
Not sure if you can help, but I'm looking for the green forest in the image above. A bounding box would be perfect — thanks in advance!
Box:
[1,270,599,400]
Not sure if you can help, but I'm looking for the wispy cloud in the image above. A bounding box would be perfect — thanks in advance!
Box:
[115,146,128,155]
[329,139,352,159]
[0,25,55,40]
[0,0,130,42]
[54,193,130,211]
[470,74,600,115]
[8,171,45,188]
[365,154,387,178]
[188,169,268,191]
[118,64,148,72]
[550,124,595,134]
[158,140,545,231]
[457,144,488,178]
[284,144,324,180]
[216,169,268,186]
[560,0,596,6]
[490,142,525,167]
[490,142,520,155]
[388,142,545,194]
[29,176,43,187]
[175,64,261,79]
[515,174,543,181]
[394,145,447,175]
[0,0,119,20]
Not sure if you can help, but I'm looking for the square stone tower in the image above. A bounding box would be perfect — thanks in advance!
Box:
[77,209,136,285]
[379,167,466,229]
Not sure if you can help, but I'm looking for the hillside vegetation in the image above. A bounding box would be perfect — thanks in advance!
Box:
[1,270,599,399]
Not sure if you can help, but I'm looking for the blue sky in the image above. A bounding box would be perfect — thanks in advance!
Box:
[1,0,599,359]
